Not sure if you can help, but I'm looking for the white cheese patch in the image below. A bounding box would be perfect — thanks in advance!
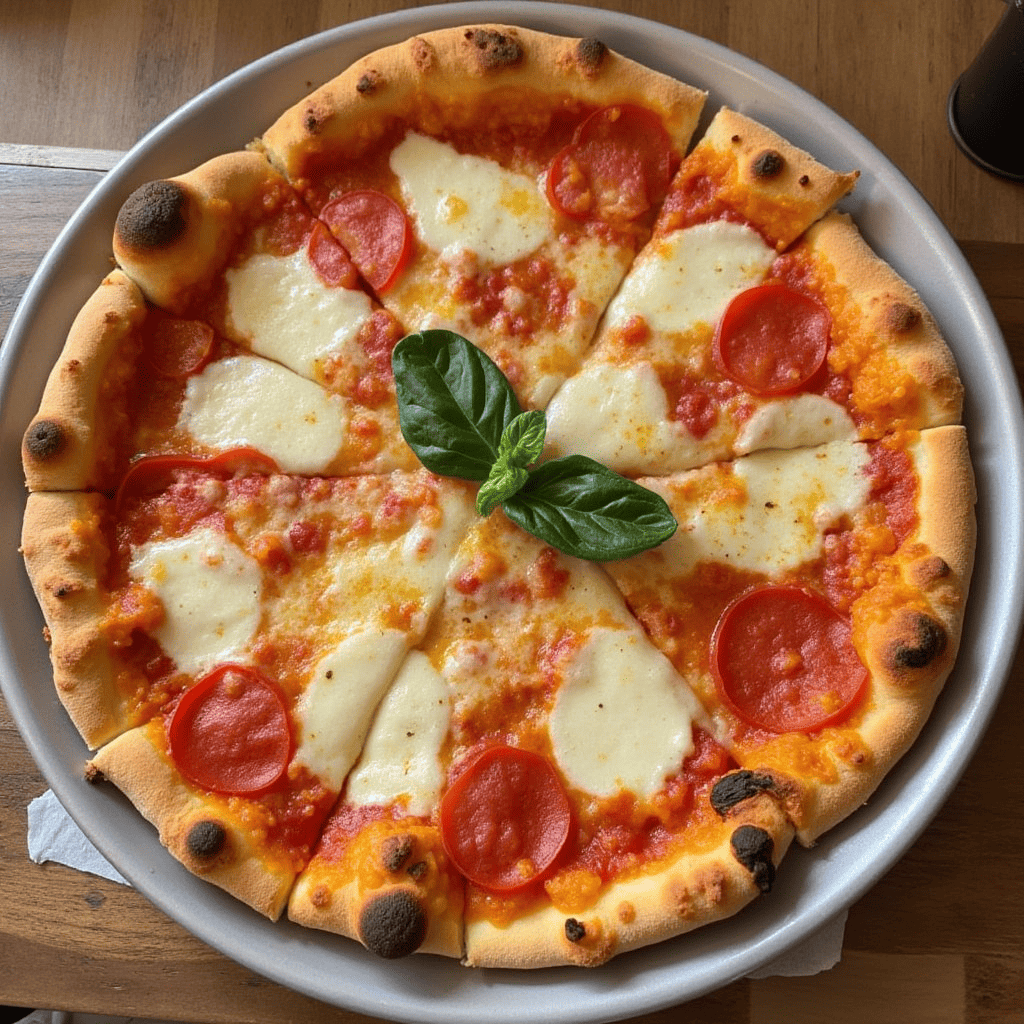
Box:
[734,393,858,454]
[178,355,346,475]
[293,627,409,791]
[390,132,550,266]
[605,220,776,335]
[224,249,374,380]
[549,626,701,799]
[655,439,873,577]
[544,362,706,474]
[345,651,450,816]
[128,528,261,676]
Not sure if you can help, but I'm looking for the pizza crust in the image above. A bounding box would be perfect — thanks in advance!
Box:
[22,271,147,493]
[259,25,707,181]
[463,790,794,969]
[87,722,296,919]
[21,491,125,748]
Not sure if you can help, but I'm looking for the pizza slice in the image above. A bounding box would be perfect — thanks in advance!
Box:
[258,24,707,408]
[108,151,418,474]
[544,106,888,474]
[603,425,976,844]
[23,465,476,917]
[289,510,794,966]
[21,270,411,492]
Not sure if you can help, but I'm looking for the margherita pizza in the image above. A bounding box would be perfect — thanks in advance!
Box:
[20,23,975,969]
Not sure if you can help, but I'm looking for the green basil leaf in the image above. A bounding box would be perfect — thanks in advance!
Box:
[392,330,522,481]
[476,462,530,517]
[498,409,547,468]
[502,455,677,561]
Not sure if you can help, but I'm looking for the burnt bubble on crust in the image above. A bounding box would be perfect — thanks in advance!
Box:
[24,419,67,462]
[565,917,586,943]
[115,180,189,251]
[381,834,415,873]
[751,149,786,179]
[730,825,776,894]
[185,819,228,860]
[575,38,609,73]
[890,611,948,670]
[884,300,923,334]
[358,889,428,959]
[463,28,524,72]
[710,770,778,817]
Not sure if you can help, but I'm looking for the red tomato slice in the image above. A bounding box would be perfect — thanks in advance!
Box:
[307,220,360,289]
[319,190,412,294]
[440,746,571,893]
[714,283,831,396]
[711,585,868,733]
[168,664,292,795]
[146,313,214,378]
[115,448,279,510]
[546,104,673,223]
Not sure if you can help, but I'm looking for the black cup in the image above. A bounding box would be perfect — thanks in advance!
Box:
[947,0,1024,181]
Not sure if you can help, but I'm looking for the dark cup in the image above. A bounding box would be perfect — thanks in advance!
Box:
[947,0,1024,181]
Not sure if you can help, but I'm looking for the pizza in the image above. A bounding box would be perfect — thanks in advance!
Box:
[19,23,975,970]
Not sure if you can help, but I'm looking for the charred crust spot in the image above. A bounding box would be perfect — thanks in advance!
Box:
[407,860,428,881]
[358,889,427,959]
[799,174,811,186]
[304,109,322,134]
[51,581,81,600]
[575,38,608,73]
[356,70,383,95]
[410,38,435,74]
[752,149,785,179]
[464,28,523,72]
[185,819,228,860]
[711,770,777,816]
[891,612,947,670]
[381,834,414,873]
[84,762,104,784]
[730,825,775,894]
[731,134,742,143]
[884,300,922,334]
[565,917,586,943]
[24,419,66,462]
[115,180,188,251]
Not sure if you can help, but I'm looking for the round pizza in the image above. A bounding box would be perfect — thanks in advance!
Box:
[19,23,975,970]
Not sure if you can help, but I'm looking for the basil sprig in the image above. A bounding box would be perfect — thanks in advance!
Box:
[392,330,677,561]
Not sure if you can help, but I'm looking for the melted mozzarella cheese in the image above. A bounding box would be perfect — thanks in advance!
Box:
[129,528,261,676]
[544,362,705,474]
[390,132,550,266]
[655,439,873,577]
[734,393,858,454]
[605,220,776,335]
[293,627,409,791]
[549,626,702,799]
[225,249,374,380]
[178,355,346,474]
[345,651,450,815]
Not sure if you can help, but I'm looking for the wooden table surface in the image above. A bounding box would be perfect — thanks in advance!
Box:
[1,2,1022,1022]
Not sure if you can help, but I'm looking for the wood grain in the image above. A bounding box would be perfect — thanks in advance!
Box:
[1,0,1022,240]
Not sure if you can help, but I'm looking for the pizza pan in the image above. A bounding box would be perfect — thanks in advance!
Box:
[1,4,1020,1022]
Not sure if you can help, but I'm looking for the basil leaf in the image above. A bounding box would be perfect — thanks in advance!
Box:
[497,410,547,468]
[392,330,522,481]
[502,455,677,561]
[476,462,530,517]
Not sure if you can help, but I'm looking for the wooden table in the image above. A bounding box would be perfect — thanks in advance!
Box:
[1,2,1022,1022]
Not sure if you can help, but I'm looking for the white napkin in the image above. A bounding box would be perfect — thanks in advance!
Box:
[26,788,845,976]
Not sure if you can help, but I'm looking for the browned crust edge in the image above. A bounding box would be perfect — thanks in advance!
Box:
[258,24,707,180]
[804,211,965,431]
[21,491,124,749]
[88,723,295,920]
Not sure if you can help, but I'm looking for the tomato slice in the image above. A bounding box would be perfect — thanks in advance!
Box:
[546,104,673,223]
[115,448,279,510]
[714,283,831,396]
[307,220,360,289]
[440,746,571,893]
[168,664,292,795]
[146,313,214,378]
[319,190,412,294]
[711,585,868,733]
